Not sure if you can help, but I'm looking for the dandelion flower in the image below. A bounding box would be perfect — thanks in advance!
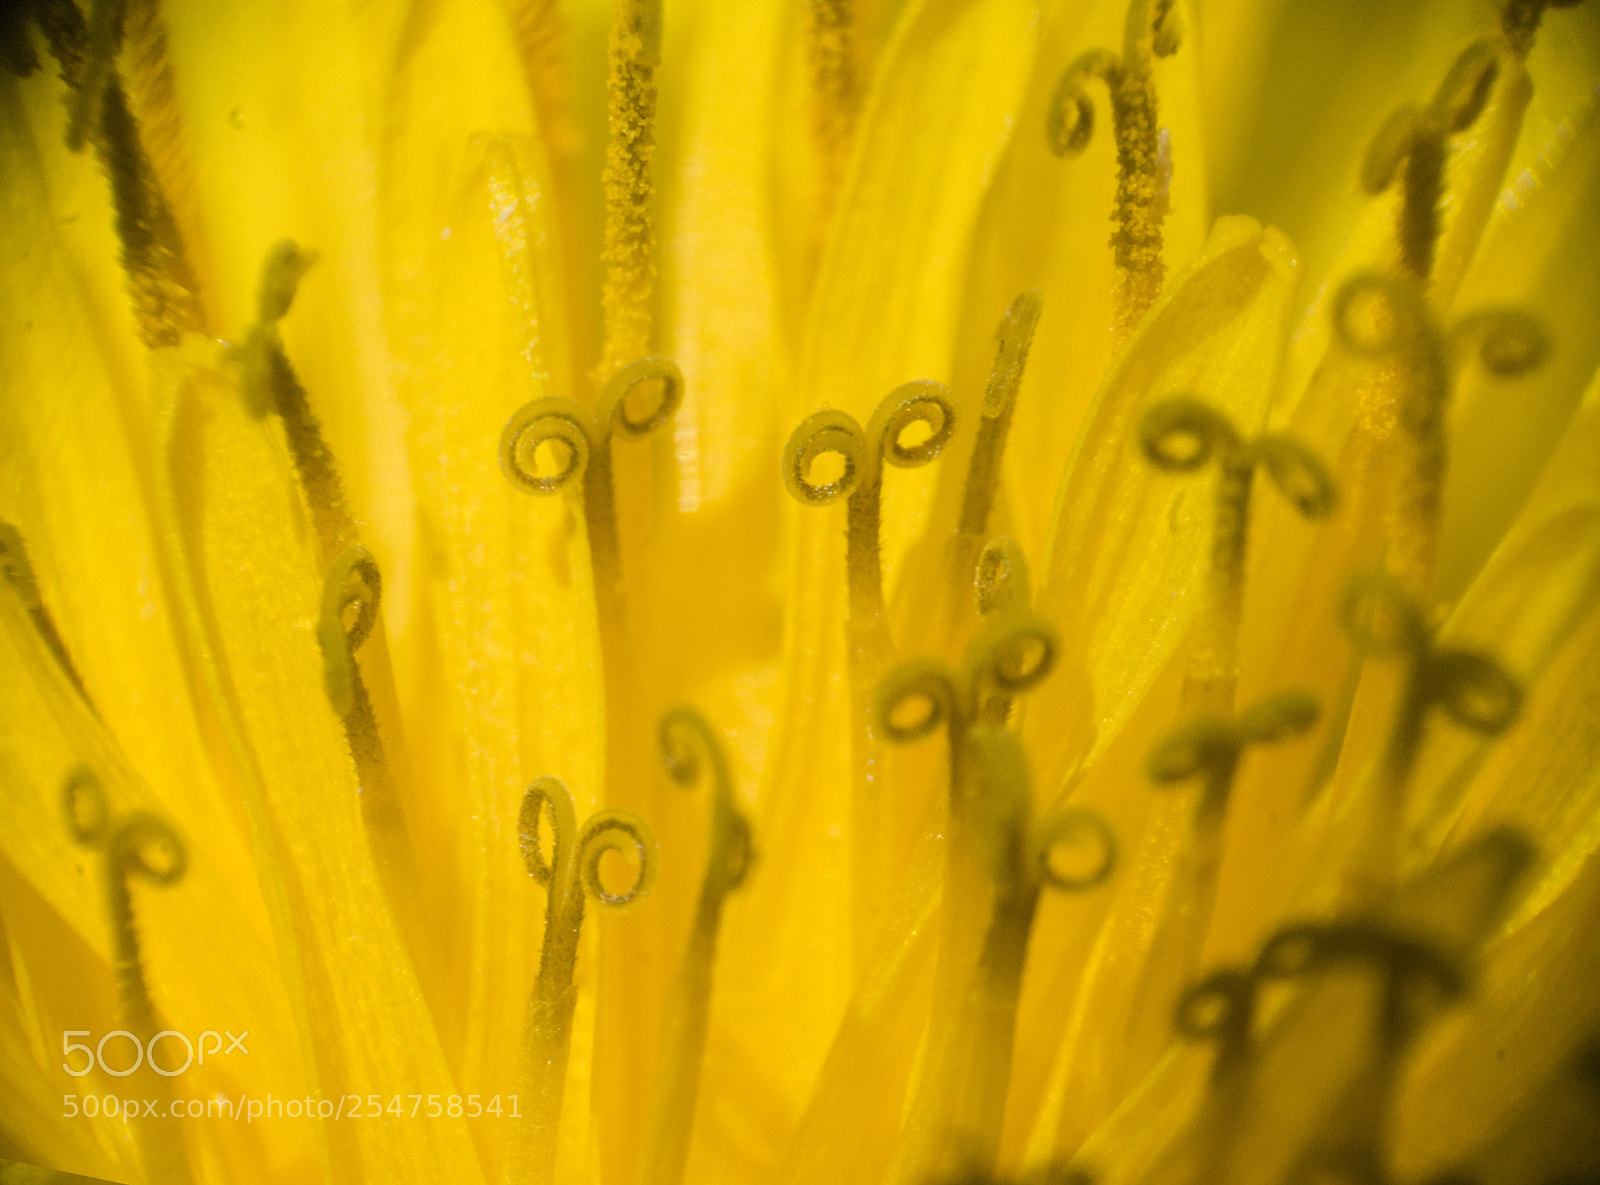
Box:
[1,1,1598,1184]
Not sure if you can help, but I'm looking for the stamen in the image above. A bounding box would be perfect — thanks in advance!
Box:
[958,293,1043,540]
[1337,573,1521,904]
[639,708,753,1185]
[0,520,91,704]
[508,776,658,1185]
[501,356,684,620]
[806,0,861,229]
[0,0,41,76]
[33,0,203,346]
[1360,41,1499,280]
[932,298,1040,686]
[1045,0,1183,337]
[1332,273,1547,598]
[925,726,1114,1178]
[233,242,362,561]
[63,0,125,152]
[599,0,663,378]
[1140,398,1336,711]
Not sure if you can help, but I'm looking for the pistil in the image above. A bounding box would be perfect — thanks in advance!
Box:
[783,380,955,962]
[1139,398,1336,713]
[506,776,657,1185]
[637,708,753,1185]
[1336,573,1520,905]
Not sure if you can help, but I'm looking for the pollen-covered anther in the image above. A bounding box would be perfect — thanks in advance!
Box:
[65,0,129,152]
[1361,39,1501,279]
[599,0,664,376]
[805,0,861,225]
[26,0,203,345]
[1044,0,1183,334]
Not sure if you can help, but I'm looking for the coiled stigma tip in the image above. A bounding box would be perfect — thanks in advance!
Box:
[659,706,754,894]
[501,398,595,495]
[1341,572,1521,737]
[1147,689,1320,815]
[1032,802,1118,893]
[317,546,381,719]
[782,381,956,507]
[976,538,1033,619]
[62,766,187,909]
[600,355,685,439]
[1257,920,1466,1042]
[875,610,1058,745]
[1045,49,1121,159]
[501,356,684,497]
[1174,967,1256,1074]
[519,775,657,910]
[1140,398,1338,520]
